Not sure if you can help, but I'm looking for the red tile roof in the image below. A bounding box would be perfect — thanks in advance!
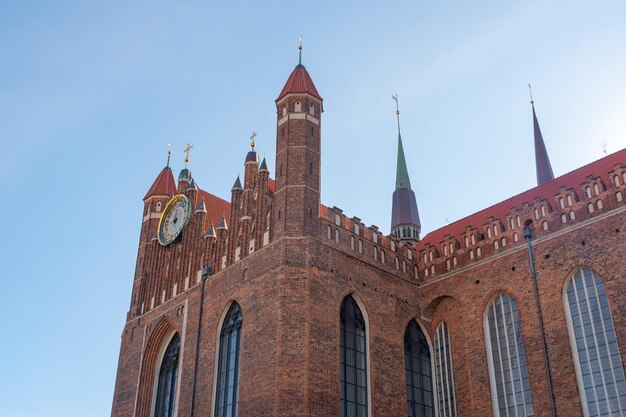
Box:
[144,167,177,200]
[414,148,626,252]
[198,189,231,232]
[276,65,323,102]
[196,179,275,232]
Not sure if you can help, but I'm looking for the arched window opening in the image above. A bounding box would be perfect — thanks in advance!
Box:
[570,211,576,220]
[588,203,594,214]
[373,247,378,261]
[350,236,355,250]
[594,183,600,196]
[586,187,593,199]
[395,257,400,270]
[309,103,315,115]
[405,321,435,417]
[560,198,565,209]
[514,233,519,242]
[381,250,386,263]
[435,322,457,417]
[154,333,181,417]
[564,268,626,417]
[282,105,287,117]
[622,172,626,184]
[340,296,368,417]
[567,195,573,206]
[214,303,243,417]
[335,228,340,243]
[597,200,603,210]
[156,201,162,212]
[294,101,302,112]
[484,293,535,417]
[358,239,363,254]
[327,225,332,240]
[615,175,621,186]
[561,214,567,224]
[542,221,548,231]
[617,192,624,203]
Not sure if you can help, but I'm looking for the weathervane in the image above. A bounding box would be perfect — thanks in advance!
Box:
[392,93,401,135]
[298,35,303,65]
[250,131,257,149]
[528,83,535,105]
[183,143,194,167]
[166,142,172,167]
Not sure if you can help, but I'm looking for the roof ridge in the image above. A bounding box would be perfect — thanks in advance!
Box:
[416,147,626,246]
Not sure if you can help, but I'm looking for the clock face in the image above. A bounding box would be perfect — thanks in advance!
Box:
[158,194,193,246]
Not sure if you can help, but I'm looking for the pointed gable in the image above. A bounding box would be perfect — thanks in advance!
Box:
[144,167,177,200]
[276,65,323,102]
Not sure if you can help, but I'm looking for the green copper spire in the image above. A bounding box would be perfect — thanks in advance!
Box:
[392,94,411,189]
[298,35,303,65]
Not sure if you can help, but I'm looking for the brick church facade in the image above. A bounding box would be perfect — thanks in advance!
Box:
[110,53,626,417]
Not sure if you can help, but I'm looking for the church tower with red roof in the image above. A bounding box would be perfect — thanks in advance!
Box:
[273,45,323,239]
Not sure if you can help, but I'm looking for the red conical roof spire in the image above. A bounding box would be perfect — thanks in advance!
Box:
[144,167,176,200]
[276,39,322,102]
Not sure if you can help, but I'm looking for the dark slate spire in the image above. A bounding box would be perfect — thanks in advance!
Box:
[232,175,242,190]
[529,85,554,185]
[204,224,216,238]
[390,94,421,244]
[217,215,228,230]
[259,157,268,172]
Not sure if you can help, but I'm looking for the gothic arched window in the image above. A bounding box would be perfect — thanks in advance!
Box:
[434,322,457,417]
[405,321,435,417]
[484,293,535,417]
[154,333,180,417]
[214,303,243,417]
[340,295,368,417]
[564,268,626,417]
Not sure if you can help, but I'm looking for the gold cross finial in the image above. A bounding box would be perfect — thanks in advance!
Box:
[392,94,401,134]
[184,143,194,167]
[166,142,172,167]
[250,131,257,149]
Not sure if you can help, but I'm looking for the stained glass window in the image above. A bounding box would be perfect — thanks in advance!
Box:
[215,303,243,417]
[405,321,435,417]
[485,293,535,417]
[154,333,180,417]
[340,295,368,417]
[565,268,626,417]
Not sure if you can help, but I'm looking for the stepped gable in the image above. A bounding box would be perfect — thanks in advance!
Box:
[276,64,323,102]
[144,167,176,200]
[415,147,626,252]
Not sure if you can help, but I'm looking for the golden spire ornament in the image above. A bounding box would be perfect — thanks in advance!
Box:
[250,131,257,149]
[183,143,194,167]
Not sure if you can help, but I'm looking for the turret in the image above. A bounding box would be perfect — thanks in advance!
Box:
[273,42,323,239]
[390,95,421,244]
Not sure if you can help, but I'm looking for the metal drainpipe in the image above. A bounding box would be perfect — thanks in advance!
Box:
[189,266,212,417]
[523,226,557,417]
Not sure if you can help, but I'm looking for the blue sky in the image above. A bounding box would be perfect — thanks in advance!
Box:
[1,1,625,416]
